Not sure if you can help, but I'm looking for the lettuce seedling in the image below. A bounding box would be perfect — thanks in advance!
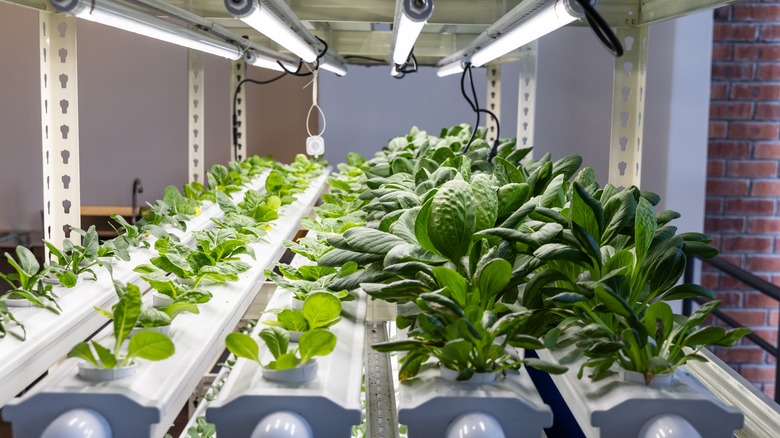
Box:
[265,292,341,332]
[0,301,24,340]
[0,245,60,313]
[68,282,175,368]
[226,326,336,371]
[44,225,102,287]
[138,186,201,231]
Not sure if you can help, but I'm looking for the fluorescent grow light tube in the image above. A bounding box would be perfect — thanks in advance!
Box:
[391,0,434,66]
[437,60,464,77]
[320,60,348,77]
[244,49,297,72]
[470,0,586,67]
[49,0,243,60]
[225,0,318,63]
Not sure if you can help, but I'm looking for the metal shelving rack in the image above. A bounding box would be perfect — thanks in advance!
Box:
[1,0,776,437]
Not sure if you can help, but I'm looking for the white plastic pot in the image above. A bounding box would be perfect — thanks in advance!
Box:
[440,366,498,384]
[289,331,303,342]
[291,298,304,311]
[619,368,674,387]
[78,361,136,381]
[262,360,318,383]
[152,292,174,308]
[3,296,37,308]
[129,325,171,338]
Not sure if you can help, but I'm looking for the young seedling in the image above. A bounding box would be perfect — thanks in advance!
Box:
[68,282,175,369]
[226,326,337,371]
[264,292,341,332]
[43,225,102,287]
[0,246,60,313]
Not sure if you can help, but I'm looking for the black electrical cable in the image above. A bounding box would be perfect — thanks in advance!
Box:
[575,0,623,57]
[394,52,419,80]
[277,36,331,76]
[231,73,289,159]
[344,55,388,63]
[459,64,480,155]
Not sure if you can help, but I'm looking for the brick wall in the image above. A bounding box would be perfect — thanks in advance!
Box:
[706,1,780,398]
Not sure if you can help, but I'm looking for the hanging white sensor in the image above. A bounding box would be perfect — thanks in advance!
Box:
[306,135,325,156]
[305,70,326,159]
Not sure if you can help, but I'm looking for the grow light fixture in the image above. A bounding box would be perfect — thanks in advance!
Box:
[436,60,464,77]
[391,0,434,66]
[244,49,297,72]
[49,0,243,60]
[470,0,588,67]
[225,0,318,63]
[320,60,348,77]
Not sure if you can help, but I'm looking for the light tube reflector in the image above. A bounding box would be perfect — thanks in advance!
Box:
[226,0,318,63]
[50,0,243,60]
[471,0,580,67]
[392,0,434,66]
[244,49,297,72]
[437,61,464,77]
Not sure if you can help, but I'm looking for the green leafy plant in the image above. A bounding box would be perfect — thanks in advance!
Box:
[44,226,102,287]
[134,234,251,287]
[138,186,201,231]
[68,282,175,368]
[0,301,24,340]
[109,214,175,249]
[226,326,336,371]
[373,293,565,381]
[186,417,216,438]
[265,264,351,302]
[0,246,60,313]
[265,292,341,332]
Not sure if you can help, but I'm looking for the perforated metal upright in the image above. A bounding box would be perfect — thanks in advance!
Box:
[516,41,538,157]
[230,59,247,162]
[40,11,80,247]
[188,49,205,183]
[608,25,649,188]
[486,62,501,143]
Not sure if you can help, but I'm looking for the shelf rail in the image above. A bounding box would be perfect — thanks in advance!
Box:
[683,255,780,404]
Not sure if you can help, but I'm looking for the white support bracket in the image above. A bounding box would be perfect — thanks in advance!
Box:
[608,26,649,188]
[188,50,204,184]
[486,63,501,143]
[517,40,538,157]
[40,11,80,247]
[230,59,247,163]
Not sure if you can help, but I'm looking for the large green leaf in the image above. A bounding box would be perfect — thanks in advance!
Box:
[225,332,261,363]
[299,329,337,363]
[68,342,98,367]
[127,331,175,362]
[269,309,309,332]
[571,182,604,242]
[303,292,342,329]
[477,258,512,302]
[342,227,406,254]
[602,191,636,244]
[427,179,476,262]
[113,284,142,350]
[470,174,498,231]
[635,198,656,265]
[432,267,469,307]
[259,326,290,360]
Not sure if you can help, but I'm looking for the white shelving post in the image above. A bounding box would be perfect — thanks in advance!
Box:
[230,59,247,162]
[486,62,501,143]
[517,41,537,156]
[188,49,205,183]
[40,11,80,247]
[608,26,649,188]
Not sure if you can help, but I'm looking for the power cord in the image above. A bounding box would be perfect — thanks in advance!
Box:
[458,63,501,159]
[231,73,290,159]
[575,0,623,57]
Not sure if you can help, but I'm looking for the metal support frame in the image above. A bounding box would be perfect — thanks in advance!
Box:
[486,63,501,143]
[188,50,204,183]
[365,322,400,438]
[230,59,247,162]
[608,26,648,188]
[40,11,80,247]
[516,41,537,156]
